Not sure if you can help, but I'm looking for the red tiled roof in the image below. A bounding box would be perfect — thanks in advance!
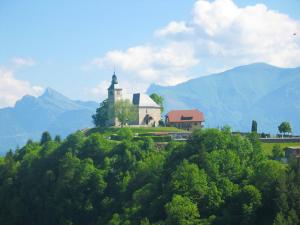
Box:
[166,109,204,123]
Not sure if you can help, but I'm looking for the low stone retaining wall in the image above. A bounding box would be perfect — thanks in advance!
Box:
[169,132,192,140]
[260,138,300,143]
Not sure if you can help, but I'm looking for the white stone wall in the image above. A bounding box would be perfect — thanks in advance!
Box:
[115,89,122,101]
[107,88,123,126]
[107,87,161,127]
[138,107,161,127]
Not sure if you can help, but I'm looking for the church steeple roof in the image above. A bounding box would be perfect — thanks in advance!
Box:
[108,72,121,90]
[111,72,118,85]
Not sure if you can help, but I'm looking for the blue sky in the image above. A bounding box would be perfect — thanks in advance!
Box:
[0,0,300,107]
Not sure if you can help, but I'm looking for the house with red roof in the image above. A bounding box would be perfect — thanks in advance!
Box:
[165,109,204,131]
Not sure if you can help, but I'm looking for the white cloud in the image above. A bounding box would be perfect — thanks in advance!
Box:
[190,0,300,67]
[90,80,110,99]
[0,69,43,108]
[193,0,240,36]
[91,42,199,86]
[89,79,151,101]
[11,57,36,67]
[155,21,194,37]
[88,0,300,96]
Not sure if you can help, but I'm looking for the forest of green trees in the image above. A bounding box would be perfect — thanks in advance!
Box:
[0,128,299,225]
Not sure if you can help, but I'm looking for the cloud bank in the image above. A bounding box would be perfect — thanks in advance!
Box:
[0,69,43,108]
[88,0,300,98]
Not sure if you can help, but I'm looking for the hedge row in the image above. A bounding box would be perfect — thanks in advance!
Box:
[133,135,172,142]
[110,134,172,142]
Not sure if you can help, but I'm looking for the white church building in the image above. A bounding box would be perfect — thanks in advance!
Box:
[106,72,161,127]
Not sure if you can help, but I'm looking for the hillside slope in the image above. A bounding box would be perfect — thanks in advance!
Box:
[0,128,296,225]
[148,63,300,134]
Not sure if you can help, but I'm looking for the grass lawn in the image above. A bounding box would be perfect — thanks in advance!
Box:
[261,142,300,156]
[127,127,184,133]
[85,126,185,136]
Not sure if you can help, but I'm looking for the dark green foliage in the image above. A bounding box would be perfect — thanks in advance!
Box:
[111,133,172,142]
[272,159,300,225]
[272,144,284,159]
[26,139,34,147]
[278,121,292,136]
[93,99,109,127]
[150,93,164,113]
[169,160,208,203]
[40,131,52,144]
[0,128,298,225]
[54,135,62,143]
[165,195,201,225]
[133,135,172,142]
[251,120,258,133]
[117,127,134,140]
[261,132,270,138]
[159,119,165,126]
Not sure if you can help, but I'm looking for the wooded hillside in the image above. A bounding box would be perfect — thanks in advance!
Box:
[0,129,299,225]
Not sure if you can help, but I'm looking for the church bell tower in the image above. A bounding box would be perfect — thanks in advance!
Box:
[107,72,122,126]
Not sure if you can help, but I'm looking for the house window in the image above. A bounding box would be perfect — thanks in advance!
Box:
[181,116,193,120]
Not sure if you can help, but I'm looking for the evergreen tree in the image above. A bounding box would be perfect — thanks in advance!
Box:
[40,131,52,144]
[273,212,287,225]
[251,120,258,133]
[54,135,62,143]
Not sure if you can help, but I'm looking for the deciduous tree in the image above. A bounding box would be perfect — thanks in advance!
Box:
[93,99,109,127]
[278,122,292,137]
[150,93,164,113]
[114,99,138,127]
[165,195,201,225]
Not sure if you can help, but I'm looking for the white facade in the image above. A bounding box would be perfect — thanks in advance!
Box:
[107,73,161,127]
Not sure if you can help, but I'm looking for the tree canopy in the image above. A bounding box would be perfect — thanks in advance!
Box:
[0,128,298,225]
[40,131,52,144]
[114,99,138,126]
[93,99,109,127]
[150,93,164,113]
[278,122,292,136]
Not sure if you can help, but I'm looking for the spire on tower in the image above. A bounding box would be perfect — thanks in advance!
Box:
[112,71,118,85]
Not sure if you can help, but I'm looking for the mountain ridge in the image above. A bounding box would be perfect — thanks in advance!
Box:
[1,63,300,153]
[0,89,98,154]
[147,63,300,134]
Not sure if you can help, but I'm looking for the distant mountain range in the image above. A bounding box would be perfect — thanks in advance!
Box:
[0,88,98,154]
[148,63,300,135]
[1,63,299,154]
